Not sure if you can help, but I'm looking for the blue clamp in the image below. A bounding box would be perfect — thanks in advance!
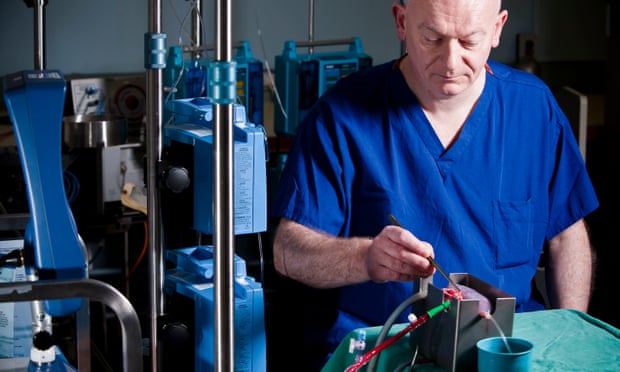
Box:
[144,32,167,69]
[207,61,237,104]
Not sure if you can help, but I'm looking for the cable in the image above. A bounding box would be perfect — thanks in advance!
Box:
[164,1,193,104]
[408,344,419,372]
[251,0,288,121]
[126,221,148,281]
[256,232,264,285]
[63,169,80,203]
[345,300,451,372]
[89,242,104,266]
[392,344,418,372]
[367,278,431,372]
[164,0,211,104]
[165,0,198,52]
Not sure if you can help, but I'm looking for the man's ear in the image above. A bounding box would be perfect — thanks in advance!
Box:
[392,2,407,42]
[492,10,509,48]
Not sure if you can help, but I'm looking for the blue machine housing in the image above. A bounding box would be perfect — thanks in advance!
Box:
[2,70,86,316]
[234,41,264,126]
[164,41,264,125]
[165,245,266,372]
[274,37,372,136]
[164,97,267,235]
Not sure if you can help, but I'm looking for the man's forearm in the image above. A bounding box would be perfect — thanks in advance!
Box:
[545,219,593,311]
[273,218,373,288]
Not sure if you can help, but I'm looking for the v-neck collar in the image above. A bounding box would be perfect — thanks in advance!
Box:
[391,66,494,178]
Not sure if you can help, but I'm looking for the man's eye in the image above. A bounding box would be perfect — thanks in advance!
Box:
[423,36,441,44]
[461,40,480,48]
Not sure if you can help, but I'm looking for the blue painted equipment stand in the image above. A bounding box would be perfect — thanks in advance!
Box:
[2,70,87,316]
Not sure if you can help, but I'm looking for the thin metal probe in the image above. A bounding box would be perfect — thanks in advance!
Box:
[387,214,462,292]
[426,255,462,292]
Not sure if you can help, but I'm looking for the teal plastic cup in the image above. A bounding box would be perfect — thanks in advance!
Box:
[477,337,534,372]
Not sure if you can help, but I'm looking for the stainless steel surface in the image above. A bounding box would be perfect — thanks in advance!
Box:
[214,0,235,370]
[411,274,516,372]
[181,40,246,54]
[33,0,45,70]
[0,278,143,372]
[293,37,359,48]
[214,103,235,372]
[62,114,127,148]
[192,0,202,59]
[76,301,91,372]
[427,255,462,292]
[308,0,315,53]
[146,0,165,371]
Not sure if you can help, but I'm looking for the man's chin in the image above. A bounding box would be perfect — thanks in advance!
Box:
[435,84,466,98]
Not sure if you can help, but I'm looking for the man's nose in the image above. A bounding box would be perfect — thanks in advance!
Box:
[442,39,462,72]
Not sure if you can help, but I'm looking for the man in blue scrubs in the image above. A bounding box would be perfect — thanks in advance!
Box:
[269,0,599,369]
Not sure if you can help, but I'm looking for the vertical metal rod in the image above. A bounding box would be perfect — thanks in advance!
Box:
[33,0,45,70]
[308,0,315,54]
[147,0,164,370]
[214,0,235,370]
[192,0,202,59]
[76,302,91,372]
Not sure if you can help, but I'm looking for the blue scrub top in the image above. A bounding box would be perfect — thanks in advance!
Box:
[269,59,599,362]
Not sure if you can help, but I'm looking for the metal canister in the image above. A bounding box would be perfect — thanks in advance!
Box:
[62,114,127,148]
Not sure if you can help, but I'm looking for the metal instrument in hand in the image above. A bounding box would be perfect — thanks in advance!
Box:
[387,214,462,292]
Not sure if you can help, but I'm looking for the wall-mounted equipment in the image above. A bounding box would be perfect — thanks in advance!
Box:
[274,37,372,137]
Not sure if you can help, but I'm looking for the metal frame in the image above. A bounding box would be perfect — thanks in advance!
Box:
[0,279,143,372]
[145,0,236,370]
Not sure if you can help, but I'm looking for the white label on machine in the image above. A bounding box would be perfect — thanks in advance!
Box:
[0,240,31,358]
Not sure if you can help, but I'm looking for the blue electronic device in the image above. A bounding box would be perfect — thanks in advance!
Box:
[164,41,264,125]
[165,245,266,372]
[164,97,268,235]
[274,37,372,136]
[234,41,265,126]
[2,70,87,317]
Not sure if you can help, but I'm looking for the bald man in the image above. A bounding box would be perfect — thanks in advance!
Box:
[269,0,598,368]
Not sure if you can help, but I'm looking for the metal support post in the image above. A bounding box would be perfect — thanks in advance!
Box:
[145,0,165,370]
[213,0,235,370]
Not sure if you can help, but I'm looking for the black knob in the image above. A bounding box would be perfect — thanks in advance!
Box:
[32,330,55,351]
[165,167,190,193]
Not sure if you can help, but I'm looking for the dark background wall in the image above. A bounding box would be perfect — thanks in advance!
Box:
[0,0,608,76]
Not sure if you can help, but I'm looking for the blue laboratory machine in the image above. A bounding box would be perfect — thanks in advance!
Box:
[1,70,87,371]
[164,41,264,126]
[2,70,87,315]
[274,37,372,137]
[162,96,268,371]
[163,97,267,236]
